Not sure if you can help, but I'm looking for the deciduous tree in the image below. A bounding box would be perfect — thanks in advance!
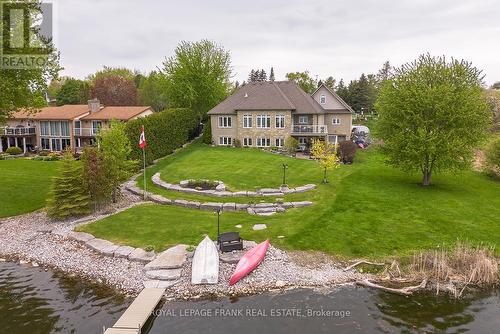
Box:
[97,120,137,202]
[91,75,138,106]
[285,71,317,94]
[310,139,340,183]
[138,71,169,111]
[376,54,491,186]
[163,40,232,120]
[56,78,91,105]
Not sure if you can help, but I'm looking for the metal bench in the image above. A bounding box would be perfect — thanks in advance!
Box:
[218,232,243,253]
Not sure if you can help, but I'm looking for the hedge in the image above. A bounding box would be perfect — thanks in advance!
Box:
[125,108,198,165]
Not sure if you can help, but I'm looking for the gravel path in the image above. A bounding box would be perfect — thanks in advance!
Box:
[0,188,369,299]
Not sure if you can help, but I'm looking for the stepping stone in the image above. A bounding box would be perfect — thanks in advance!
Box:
[276,206,286,213]
[256,212,276,216]
[254,203,275,208]
[149,194,172,205]
[145,268,182,280]
[145,244,188,270]
[294,184,316,193]
[129,248,156,263]
[215,184,226,191]
[277,235,285,239]
[292,201,313,208]
[220,252,242,264]
[86,238,119,256]
[235,203,249,211]
[143,279,179,289]
[247,208,256,215]
[252,224,267,231]
[235,224,242,229]
[200,202,223,211]
[281,202,294,209]
[68,231,95,242]
[114,246,135,258]
[223,203,236,211]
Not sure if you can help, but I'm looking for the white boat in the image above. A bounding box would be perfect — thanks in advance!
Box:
[191,235,219,284]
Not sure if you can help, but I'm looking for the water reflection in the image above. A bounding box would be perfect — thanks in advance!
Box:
[0,261,131,334]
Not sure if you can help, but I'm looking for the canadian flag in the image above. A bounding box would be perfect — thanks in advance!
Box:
[139,126,146,149]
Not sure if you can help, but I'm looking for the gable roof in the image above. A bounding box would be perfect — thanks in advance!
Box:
[208,81,324,115]
[312,84,355,113]
[81,106,152,121]
[11,105,152,121]
[12,105,90,120]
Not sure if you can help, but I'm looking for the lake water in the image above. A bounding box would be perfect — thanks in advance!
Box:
[1,261,499,333]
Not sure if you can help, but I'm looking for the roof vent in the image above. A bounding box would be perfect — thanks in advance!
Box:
[244,93,248,98]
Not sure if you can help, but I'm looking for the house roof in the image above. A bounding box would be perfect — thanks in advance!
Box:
[10,105,152,121]
[81,106,152,121]
[312,84,355,113]
[207,81,325,115]
[12,105,90,120]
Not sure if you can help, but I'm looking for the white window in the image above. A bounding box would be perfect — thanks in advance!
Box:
[51,138,61,151]
[218,116,232,128]
[243,115,252,128]
[320,94,326,104]
[41,138,50,150]
[256,138,271,147]
[275,115,285,128]
[299,137,307,145]
[332,118,341,125]
[40,121,49,136]
[275,138,284,147]
[256,115,271,128]
[92,121,102,135]
[219,136,232,146]
[298,116,308,124]
[243,138,253,146]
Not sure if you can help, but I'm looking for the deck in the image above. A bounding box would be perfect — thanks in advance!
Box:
[104,288,165,334]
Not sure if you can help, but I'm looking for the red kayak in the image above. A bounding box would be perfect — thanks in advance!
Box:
[229,240,270,285]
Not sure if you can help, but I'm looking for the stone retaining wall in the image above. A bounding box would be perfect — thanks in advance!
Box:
[151,173,316,197]
[125,180,313,216]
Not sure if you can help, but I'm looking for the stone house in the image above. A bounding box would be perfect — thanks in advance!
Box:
[0,99,153,153]
[207,81,353,151]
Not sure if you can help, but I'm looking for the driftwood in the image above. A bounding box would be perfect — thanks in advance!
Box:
[356,279,427,296]
[343,260,385,272]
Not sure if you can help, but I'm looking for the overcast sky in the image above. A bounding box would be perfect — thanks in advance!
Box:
[52,0,500,86]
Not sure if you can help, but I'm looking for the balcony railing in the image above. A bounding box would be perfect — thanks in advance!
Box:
[74,128,99,136]
[291,124,328,134]
[1,126,36,135]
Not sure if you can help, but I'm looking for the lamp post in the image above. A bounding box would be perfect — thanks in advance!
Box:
[282,163,288,187]
[214,208,221,243]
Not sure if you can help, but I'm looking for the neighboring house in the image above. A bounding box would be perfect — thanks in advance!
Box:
[207,81,353,151]
[0,99,153,153]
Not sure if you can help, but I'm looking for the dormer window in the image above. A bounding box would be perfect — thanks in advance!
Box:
[320,94,326,104]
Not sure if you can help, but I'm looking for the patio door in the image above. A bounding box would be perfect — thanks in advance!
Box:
[298,137,307,151]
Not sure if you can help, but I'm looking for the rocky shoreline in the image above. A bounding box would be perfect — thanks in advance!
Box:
[0,188,369,300]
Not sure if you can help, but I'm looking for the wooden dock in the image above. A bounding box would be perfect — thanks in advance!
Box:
[104,288,165,334]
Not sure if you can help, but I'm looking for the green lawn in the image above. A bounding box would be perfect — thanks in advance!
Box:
[0,159,61,218]
[80,142,500,259]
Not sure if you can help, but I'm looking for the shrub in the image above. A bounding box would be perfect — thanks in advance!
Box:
[125,108,198,164]
[202,118,212,144]
[186,179,218,190]
[6,146,22,155]
[46,150,90,219]
[338,140,358,163]
[0,153,9,160]
[38,150,50,156]
[484,137,500,178]
[45,153,60,161]
[284,137,299,155]
[233,138,241,148]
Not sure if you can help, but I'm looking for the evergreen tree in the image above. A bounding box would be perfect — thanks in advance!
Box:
[46,150,90,219]
[248,69,256,82]
[81,146,110,210]
[269,67,275,81]
[377,61,393,83]
[259,69,267,82]
[324,76,336,91]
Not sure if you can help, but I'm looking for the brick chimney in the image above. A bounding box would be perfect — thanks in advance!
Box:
[88,98,101,113]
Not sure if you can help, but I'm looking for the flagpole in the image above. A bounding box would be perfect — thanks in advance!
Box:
[143,145,147,200]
